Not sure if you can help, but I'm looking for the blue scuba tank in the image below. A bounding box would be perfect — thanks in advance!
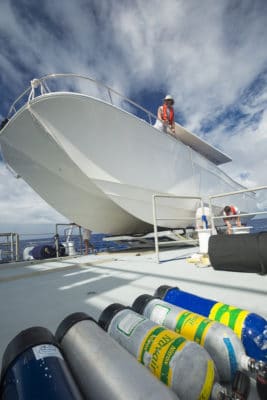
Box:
[155,285,267,363]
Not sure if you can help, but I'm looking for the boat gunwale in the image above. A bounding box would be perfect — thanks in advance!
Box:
[3,73,231,166]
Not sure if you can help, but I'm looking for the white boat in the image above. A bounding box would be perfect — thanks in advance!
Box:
[0,74,255,234]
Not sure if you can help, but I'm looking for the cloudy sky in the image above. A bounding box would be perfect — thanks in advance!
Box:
[0,0,267,232]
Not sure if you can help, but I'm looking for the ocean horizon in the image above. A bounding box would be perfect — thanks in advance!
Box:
[1,217,267,263]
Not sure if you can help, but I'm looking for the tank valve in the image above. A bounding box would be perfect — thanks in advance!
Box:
[214,371,250,399]
[256,363,267,400]
[231,370,250,400]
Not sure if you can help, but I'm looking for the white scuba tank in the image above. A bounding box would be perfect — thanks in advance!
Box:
[98,303,230,400]
[132,294,255,383]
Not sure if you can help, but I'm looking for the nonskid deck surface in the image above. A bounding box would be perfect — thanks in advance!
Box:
[0,247,266,399]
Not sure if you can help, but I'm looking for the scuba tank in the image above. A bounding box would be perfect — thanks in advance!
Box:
[155,285,267,363]
[55,312,179,400]
[0,326,82,400]
[98,303,248,400]
[132,294,264,384]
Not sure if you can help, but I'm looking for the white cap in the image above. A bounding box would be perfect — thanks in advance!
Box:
[164,94,174,103]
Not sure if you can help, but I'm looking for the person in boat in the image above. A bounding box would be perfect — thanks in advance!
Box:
[154,95,175,133]
[222,205,242,234]
[82,228,95,254]
[72,223,95,254]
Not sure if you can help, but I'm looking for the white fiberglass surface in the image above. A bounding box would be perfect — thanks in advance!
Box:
[28,94,196,193]
[0,93,256,231]
[0,107,150,234]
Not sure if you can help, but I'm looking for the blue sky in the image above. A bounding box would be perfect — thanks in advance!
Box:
[0,0,267,231]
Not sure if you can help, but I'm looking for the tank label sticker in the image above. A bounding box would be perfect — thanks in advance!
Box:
[199,359,215,400]
[175,311,214,345]
[160,336,187,386]
[33,344,63,360]
[117,313,146,336]
[223,337,237,380]
[209,303,249,338]
[138,326,186,385]
[150,304,170,325]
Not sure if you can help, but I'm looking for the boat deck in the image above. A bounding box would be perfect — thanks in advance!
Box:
[0,246,266,399]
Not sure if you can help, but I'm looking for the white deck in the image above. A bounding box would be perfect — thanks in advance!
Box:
[0,247,266,399]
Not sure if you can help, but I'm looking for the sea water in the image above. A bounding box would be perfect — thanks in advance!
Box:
[1,218,267,262]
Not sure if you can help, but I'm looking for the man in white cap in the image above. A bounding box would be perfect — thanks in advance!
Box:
[154,95,175,133]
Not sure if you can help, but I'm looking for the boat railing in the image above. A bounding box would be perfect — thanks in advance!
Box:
[152,187,267,262]
[0,233,20,263]
[152,194,205,263]
[208,185,267,234]
[55,223,83,257]
[0,224,85,263]
[7,73,159,128]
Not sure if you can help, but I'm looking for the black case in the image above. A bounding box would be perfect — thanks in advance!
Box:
[208,232,267,275]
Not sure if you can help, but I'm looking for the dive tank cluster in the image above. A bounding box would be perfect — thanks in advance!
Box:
[0,286,266,400]
[155,285,267,363]
[154,285,267,399]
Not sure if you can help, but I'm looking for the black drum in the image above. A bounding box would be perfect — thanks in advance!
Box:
[208,232,267,275]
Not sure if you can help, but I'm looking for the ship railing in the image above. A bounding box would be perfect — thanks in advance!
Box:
[6,73,160,129]
[208,185,267,234]
[0,233,19,263]
[55,223,83,257]
[152,194,205,263]
[0,224,84,263]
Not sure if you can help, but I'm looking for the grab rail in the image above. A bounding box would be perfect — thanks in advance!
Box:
[152,194,205,263]
[55,223,83,257]
[208,185,267,233]
[7,73,158,127]
[0,233,20,262]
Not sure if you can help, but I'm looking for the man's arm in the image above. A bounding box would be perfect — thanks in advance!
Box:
[226,220,232,234]
[157,106,163,121]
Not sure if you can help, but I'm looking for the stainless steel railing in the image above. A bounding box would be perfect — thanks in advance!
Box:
[7,73,158,127]
[152,187,267,262]
[0,224,84,263]
[152,194,205,263]
[0,233,20,262]
[208,186,267,234]
[55,223,83,257]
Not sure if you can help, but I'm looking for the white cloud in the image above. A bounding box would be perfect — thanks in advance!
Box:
[1,1,266,115]
[220,109,267,187]
[0,163,67,225]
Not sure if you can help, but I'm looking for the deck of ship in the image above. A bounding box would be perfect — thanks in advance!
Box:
[0,246,266,399]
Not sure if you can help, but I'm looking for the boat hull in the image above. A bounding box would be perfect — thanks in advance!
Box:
[0,92,255,233]
[0,105,150,234]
